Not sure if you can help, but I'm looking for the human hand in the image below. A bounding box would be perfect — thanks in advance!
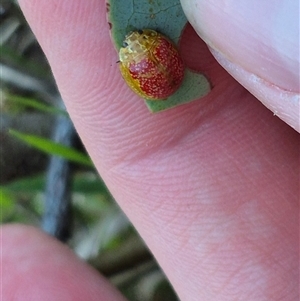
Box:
[3,1,299,300]
[181,0,300,132]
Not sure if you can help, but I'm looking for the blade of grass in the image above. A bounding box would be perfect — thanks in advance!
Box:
[6,94,68,116]
[0,187,15,223]
[2,172,108,195]
[9,129,93,167]
[2,174,46,193]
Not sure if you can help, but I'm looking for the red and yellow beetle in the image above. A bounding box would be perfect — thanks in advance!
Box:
[119,29,185,100]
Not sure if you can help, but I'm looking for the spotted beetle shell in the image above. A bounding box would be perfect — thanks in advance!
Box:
[119,29,184,100]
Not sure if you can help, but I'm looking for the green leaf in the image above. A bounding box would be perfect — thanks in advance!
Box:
[0,45,51,78]
[3,174,46,193]
[0,188,15,223]
[4,172,109,195]
[107,0,211,113]
[9,129,93,167]
[6,94,68,116]
[72,173,109,194]
[108,1,187,48]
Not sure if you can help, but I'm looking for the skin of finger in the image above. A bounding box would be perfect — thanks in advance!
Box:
[1,224,127,301]
[209,48,300,132]
[19,1,299,300]
[181,0,300,132]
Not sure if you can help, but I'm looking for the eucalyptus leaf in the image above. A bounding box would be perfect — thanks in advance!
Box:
[107,0,211,112]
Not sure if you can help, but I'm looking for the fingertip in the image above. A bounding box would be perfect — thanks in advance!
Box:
[210,48,300,132]
[182,0,299,92]
[181,0,299,131]
[1,224,126,301]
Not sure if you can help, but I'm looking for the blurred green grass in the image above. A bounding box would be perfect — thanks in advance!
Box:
[0,1,178,300]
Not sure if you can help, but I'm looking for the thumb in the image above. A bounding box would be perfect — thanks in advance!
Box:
[181,0,300,132]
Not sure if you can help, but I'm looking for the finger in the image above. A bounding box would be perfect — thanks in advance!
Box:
[181,0,300,132]
[1,224,127,301]
[17,0,230,179]
[18,1,299,300]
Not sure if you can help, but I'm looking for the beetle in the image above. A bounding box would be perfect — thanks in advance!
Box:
[119,29,185,100]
